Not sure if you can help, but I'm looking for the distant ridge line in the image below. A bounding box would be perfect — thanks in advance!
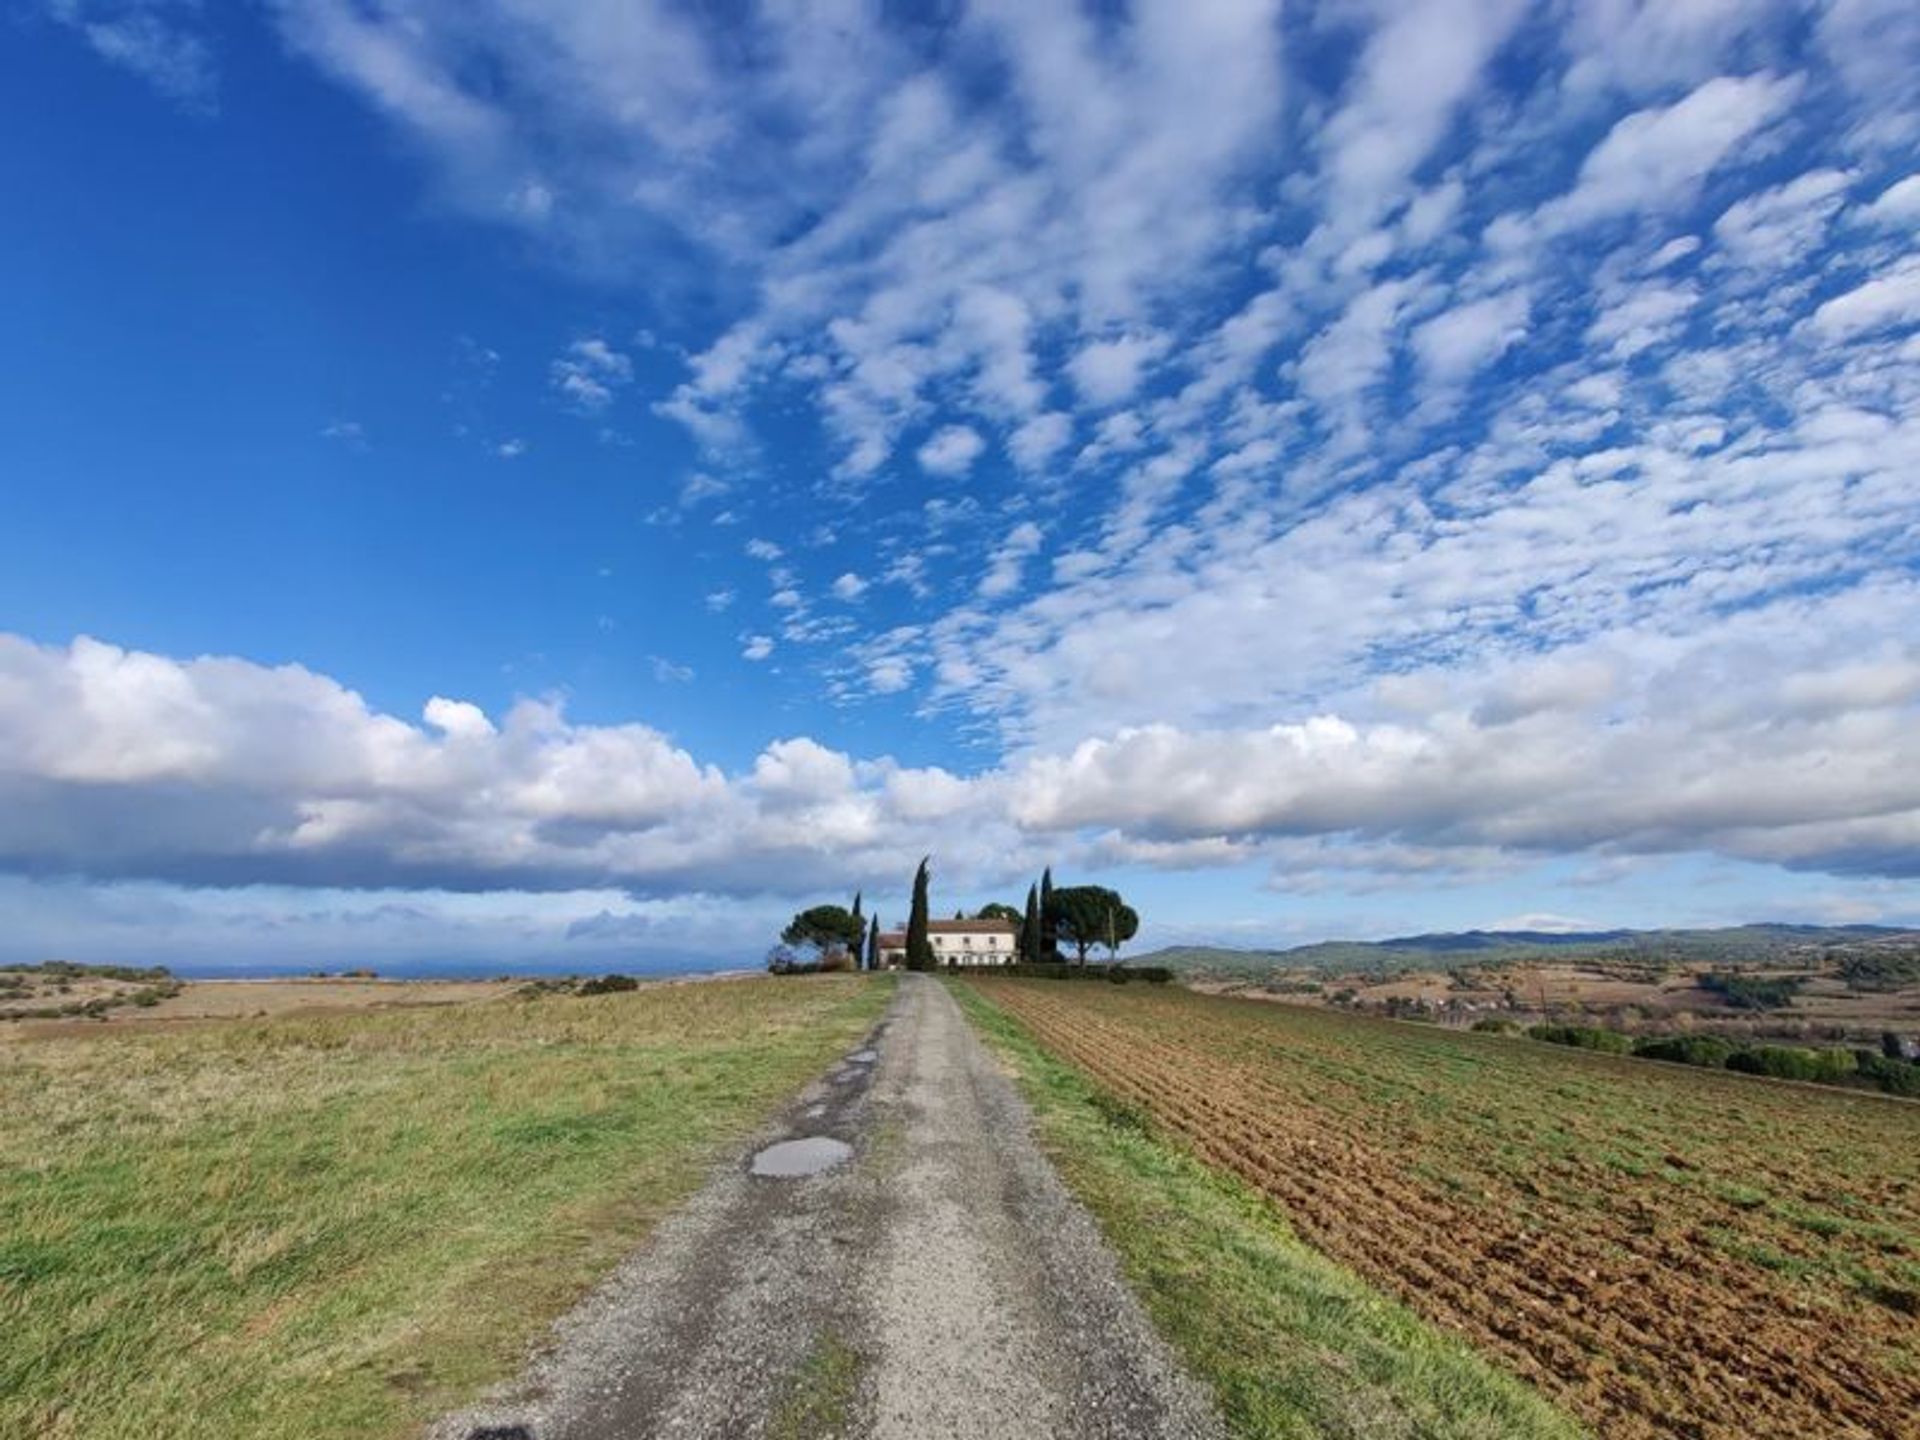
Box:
[1134,923,1920,975]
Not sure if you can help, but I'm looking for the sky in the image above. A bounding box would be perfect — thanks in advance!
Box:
[3,0,1919,974]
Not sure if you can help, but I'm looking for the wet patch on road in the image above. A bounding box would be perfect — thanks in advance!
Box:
[752,1136,854,1177]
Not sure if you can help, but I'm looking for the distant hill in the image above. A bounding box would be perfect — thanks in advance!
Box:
[1135,924,1920,978]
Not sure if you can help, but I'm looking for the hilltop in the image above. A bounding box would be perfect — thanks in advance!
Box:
[1135,923,1920,978]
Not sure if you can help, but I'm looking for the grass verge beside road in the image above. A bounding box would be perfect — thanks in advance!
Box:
[0,974,893,1440]
[951,980,1582,1440]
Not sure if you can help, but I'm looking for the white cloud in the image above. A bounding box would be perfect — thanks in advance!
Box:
[1319,0,1528,224]
[1481,912,1602,934]
[1807,257,1920,338]
[1066,333,1167,407]
[1411,290,1529,383]
[831,572,868,602]
[865,658,911,694]
[741,635,775,662]
[978,522,1044,601]
[916,424,985,477]
[1535,73,1801,234]
[1711,168,1852,271]
[1817,0,1920,151]
[744,538,783,562]
[679,473,729,507]
[8,612,1920,898]
[550,336,632,412]
[49,1,218,110]
[1585,280,1697,357]
[1008,411,1073,471]
[1858,174,1920,227]
[1296,276,1424,445]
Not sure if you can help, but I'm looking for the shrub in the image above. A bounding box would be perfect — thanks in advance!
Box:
[766,942,823,975]
[1851,1052,1920,1098]
[1633,1034,1739,1068]
[997,962,1173,984]
[1527,1024,1632,1054]
[1471,1018,1519,1034]
[576,973,640,996]
[1726,1045,1856,1084]
[1699,972,1804,1010]
[1840,954,1920,992]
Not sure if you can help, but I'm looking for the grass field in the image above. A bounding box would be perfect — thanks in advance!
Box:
[965,978,1920,1440]
[952,982,1584,1440]
[0,974,891,1440]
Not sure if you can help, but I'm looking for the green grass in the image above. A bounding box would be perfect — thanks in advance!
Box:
[767,1330,862,1440]
[0,974,893,1440]
[951,981,1584,1440]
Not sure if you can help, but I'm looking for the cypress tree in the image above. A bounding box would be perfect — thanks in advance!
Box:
[1020,883,1040,964]
[906,857,936,971]
[867,914,881,972]
[1039,867,1057,962]
[850,890,863,961]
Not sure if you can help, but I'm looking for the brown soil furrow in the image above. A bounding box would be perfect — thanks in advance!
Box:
[975,981,1920,1440]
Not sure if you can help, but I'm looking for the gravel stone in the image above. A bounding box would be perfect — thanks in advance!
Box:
[431,975,1225,1440]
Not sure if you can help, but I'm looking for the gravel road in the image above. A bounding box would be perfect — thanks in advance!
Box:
[433,973,1225,1440]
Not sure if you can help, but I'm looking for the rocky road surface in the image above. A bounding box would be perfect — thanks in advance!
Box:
[433,973,1225,1440]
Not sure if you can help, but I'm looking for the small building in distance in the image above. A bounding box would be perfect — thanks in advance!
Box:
[876,918,1018,968]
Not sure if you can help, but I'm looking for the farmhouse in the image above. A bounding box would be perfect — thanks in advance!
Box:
[875,918,1018,968]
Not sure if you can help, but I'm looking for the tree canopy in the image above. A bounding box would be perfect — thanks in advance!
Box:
[975,902,1022,924]
[1051,885,1139,963]
[781,904,862,954]
[905,857,936,971]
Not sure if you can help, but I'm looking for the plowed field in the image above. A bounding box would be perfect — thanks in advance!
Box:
[969,979,1920,1440]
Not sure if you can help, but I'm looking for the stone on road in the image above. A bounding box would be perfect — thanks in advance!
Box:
[434,974,1224,1440]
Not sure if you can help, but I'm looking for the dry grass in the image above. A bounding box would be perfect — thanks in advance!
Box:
[0,973,892,1439]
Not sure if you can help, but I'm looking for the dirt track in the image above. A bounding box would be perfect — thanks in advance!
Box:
[433,974,1223,1440]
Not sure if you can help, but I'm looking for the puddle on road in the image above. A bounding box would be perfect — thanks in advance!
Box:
[847,1048,879,1064]
[805,1103,828,1119]
[752,1136,853,1178]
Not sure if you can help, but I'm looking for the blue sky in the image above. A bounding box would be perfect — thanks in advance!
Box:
[3,0,1919,973]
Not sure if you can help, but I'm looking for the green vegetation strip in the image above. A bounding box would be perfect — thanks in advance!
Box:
[0,974,894,1440]
[951,981,1584,1440]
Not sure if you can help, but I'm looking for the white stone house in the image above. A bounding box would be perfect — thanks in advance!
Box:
[875,918,1018,968]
